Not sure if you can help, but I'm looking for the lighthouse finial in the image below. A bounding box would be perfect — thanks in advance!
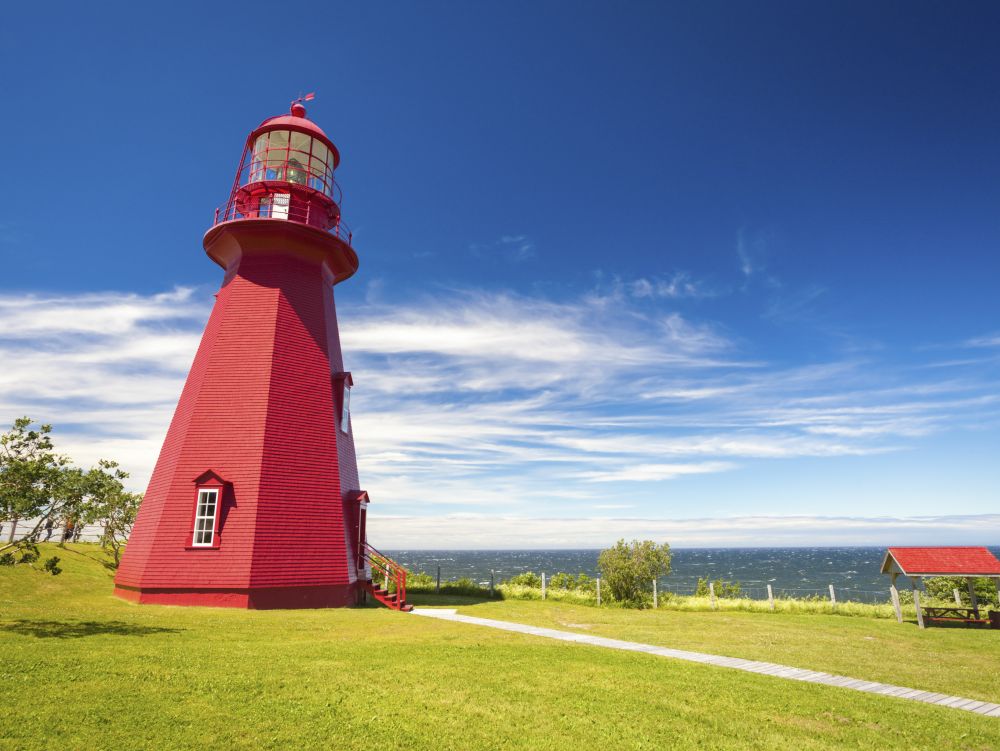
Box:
[290,91,316,117]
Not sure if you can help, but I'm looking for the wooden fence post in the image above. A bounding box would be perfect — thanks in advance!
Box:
[953,588,962,606]
[767,584,775,611]
[829,584,837,607]
[436,566,440,594]
[709,581,716,610]
[653,579,658,609]
[913,583,925,629]
[890,573,902,623]
[490,569,495,597]
[596,577,601,606]
[542,572,546,600]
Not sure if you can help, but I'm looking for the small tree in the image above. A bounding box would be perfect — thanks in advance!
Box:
[597,539,672,606]
[0,418,72,553]
[80,461,141,568]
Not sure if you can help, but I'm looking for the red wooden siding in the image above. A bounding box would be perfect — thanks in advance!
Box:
[115,232,364,608]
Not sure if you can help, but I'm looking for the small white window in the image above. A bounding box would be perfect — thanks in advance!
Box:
[192,489,219,546]
[341,386,351,434]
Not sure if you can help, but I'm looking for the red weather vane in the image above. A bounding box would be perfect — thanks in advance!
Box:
[292,91,316,107]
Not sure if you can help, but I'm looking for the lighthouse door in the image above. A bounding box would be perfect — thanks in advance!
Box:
[271,193,290,220]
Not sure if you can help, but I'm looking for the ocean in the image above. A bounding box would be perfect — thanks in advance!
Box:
[384,547,1000,603]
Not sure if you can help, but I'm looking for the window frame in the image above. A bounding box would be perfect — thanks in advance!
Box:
[340,384,351,434]
[191,488,220,548]
[186,471,228,551]
[334,372,354,436]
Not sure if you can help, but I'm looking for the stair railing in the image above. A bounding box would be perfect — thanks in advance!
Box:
[363,543,407,610]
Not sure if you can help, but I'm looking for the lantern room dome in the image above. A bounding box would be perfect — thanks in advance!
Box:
[252,104,341,168]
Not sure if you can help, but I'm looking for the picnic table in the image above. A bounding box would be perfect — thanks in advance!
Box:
[920,605,988,625]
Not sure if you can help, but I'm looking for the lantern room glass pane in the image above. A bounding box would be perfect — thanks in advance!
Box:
[286,157,308,185]
[290,131,311,155]
[246,130,335,190]
[268,130,290,150]
[311,140,329,168]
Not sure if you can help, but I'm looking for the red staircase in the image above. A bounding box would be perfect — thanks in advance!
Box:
[362,543,412,612]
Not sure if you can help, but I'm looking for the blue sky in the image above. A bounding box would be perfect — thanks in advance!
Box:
[2,2,999,546]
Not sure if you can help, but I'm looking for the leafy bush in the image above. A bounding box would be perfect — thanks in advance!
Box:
[0,552,14,566]
[694,577,742,598]
[546,572,597,592]
[574,573,597,594]
[18,543,39,565]
[924,576,999,606]
[42,556,62,576]
[406,571,435,588]
[507,572,541,588]
[548,572,575,590]
[597,539,672,607]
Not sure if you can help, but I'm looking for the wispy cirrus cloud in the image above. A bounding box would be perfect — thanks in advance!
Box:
[368,513,1000,549]
[965,332,1000,348]
[629,272,714,300]
[469,234,535,262]
[1,285,998,546]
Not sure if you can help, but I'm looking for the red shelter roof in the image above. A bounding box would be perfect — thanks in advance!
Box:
[881,547,1000,577]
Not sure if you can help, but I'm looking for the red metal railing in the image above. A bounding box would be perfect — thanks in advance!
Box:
[364,542,408,610]
[212,201,353,245]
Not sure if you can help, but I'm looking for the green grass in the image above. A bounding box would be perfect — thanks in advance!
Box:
[453,598,1000,704]
[1,544,998,750]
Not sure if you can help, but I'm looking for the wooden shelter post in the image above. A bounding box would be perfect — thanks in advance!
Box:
[967,579,979,618]
[913,578,925,629]
[889,573,902,623]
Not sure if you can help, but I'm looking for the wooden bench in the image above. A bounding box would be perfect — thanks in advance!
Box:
[921,605,989,626]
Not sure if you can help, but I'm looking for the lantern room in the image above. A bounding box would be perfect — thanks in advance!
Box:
[215,100,349,239]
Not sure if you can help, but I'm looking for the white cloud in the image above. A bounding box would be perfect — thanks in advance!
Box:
[578,462,736,483]
[367,513,1000,549]
[966,332,1000,348]
[630,272,712,300]
[1,285,998,548]
[469,234,535,262]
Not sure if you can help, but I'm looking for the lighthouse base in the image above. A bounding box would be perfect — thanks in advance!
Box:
[113,582,363,610]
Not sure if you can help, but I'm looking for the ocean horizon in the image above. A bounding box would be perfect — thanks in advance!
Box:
[385,546,1000,603]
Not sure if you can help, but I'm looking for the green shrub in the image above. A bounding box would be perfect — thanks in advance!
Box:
[18,543,39,565]
[42,556,61,576]
[598,539,672,607]
[507,572,541,588]
[548,572,575,590]
[406,571,435,589]
[694,577,742,598]
[924,576,999,607]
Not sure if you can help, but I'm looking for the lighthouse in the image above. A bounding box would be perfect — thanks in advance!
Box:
[114,100,408,610]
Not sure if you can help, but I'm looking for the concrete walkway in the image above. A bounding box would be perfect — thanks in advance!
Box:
[411,608,1000,717]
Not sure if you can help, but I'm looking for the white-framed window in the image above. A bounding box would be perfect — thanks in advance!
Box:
[192,489,219,547]
[341,385,351,434]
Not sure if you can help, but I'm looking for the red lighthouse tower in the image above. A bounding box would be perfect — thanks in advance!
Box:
[114,100,408,610]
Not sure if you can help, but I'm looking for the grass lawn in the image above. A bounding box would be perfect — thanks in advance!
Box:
[0,544,997,750]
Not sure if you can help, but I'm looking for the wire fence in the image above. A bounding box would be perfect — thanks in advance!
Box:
[1,518,105,546]
[415,566,905,605]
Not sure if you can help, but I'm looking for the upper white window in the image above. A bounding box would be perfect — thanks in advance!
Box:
[192,489,219,546]
[341,386,351,434]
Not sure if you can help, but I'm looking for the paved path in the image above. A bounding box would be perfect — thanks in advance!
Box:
[411,608,1000,716]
